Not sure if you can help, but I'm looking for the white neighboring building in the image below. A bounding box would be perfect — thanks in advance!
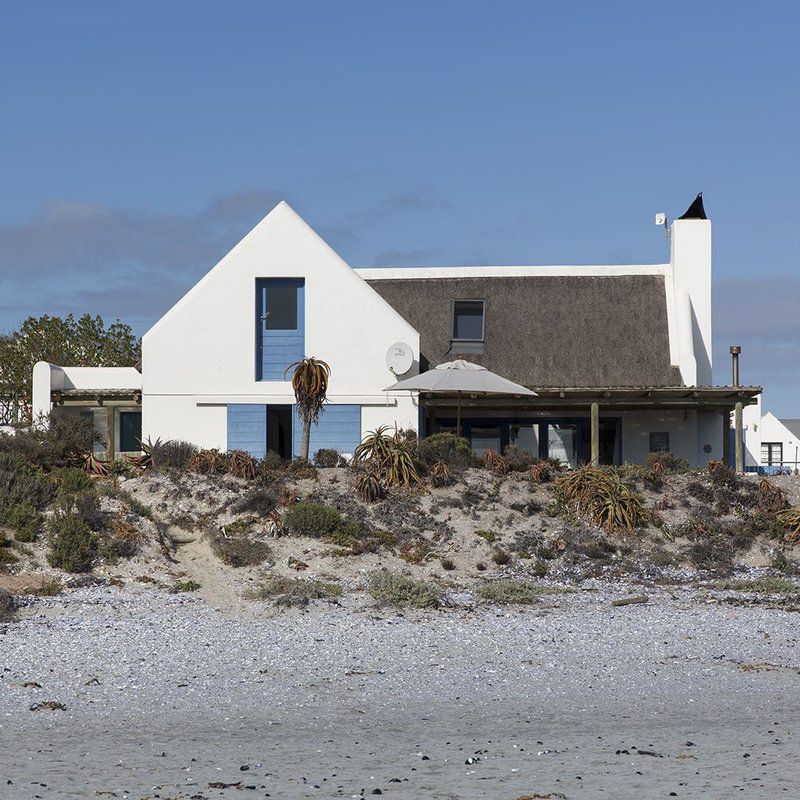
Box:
[743,397,800,473]
[31,195,761,466]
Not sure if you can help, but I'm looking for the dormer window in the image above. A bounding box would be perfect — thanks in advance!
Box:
[452,300,485,342]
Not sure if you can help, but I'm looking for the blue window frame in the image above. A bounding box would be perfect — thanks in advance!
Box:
[256,278,305,381]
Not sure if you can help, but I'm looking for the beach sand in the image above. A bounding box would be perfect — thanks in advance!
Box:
[2,584,800,799]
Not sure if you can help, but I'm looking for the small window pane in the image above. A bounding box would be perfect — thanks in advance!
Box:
[762,442,783,466]
[453,301,484,341]
[265,284,298,330]
[649,432,670,453]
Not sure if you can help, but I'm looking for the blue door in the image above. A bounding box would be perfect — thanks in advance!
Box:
[256,278,304,380]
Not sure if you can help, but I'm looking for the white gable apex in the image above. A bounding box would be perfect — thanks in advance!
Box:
[142,201,419,397]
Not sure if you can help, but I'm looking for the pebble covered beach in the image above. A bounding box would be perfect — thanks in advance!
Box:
[3,582,800,799]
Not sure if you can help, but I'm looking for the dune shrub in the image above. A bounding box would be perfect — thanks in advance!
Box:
[232,487,277,516]
[149,439,198,471]
[0,414,101,470]
[7,501,42,542]
[47,514,97,572]
[283,502,345,538]
[314,448,341,468]
[646,451,689,473]
[368,571,441,608]
[417,433,473,470]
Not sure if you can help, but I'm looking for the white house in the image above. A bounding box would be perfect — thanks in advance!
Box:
[32,195,760,466]
[743,397,800,473]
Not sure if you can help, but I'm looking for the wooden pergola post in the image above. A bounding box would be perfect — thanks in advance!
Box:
[590,402,599,467]
[734,401,744,474]
[106,405,115,461]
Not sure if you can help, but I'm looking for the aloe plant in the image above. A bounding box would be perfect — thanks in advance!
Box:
[286,357,331,461]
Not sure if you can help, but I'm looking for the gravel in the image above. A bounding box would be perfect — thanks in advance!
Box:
[2,583,800,798]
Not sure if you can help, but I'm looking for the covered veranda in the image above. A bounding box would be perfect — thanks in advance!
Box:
[420,386,761,470]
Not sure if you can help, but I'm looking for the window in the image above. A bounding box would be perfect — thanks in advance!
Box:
[119,411,142,453]
[263,282,298,330]
[762,442,783,466]
[452,300,485,342]
[649,432,670,453]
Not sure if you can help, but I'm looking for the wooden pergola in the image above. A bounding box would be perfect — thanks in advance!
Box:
[51,388,142,460]
[422,385,762,470]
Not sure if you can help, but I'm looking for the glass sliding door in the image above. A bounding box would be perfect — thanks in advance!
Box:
[509,423,539,457]
[547,423,578,468]
[470,424,502,456]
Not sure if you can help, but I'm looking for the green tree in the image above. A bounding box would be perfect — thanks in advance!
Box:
[0,314,141,425]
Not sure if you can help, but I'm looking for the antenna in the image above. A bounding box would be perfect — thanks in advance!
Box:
[654,212,669,238]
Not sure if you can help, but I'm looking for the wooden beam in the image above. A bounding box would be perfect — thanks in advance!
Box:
[590,402,599,467]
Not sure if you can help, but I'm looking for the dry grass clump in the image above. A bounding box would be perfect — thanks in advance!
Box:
[778,508,800,539]
[189,448,228,475]
[482,449,510,476]
[646,451,689,473]
[757,479,789,514]
[232,487,277,516]
[554,466,645,532]
[427,460,454,487]
[717,576,798,595]
[368,571,441,608]
[476,579,568,604]
[209,529,272,567]
[245,575,342,601]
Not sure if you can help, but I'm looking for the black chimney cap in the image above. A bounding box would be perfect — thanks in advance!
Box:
[678,193,707,220]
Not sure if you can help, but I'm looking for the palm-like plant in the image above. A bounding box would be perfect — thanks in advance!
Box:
[286,357,331,461]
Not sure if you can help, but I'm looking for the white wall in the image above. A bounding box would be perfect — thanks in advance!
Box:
[668,218,712,386]
[141,201,421,448]
[621,410,699,465]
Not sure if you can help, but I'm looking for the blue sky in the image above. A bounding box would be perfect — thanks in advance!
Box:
[0,2,798,413]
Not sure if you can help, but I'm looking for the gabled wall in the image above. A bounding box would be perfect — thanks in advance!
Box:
[141,202,420,448]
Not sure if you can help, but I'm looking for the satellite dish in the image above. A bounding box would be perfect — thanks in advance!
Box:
[386,342,413,375]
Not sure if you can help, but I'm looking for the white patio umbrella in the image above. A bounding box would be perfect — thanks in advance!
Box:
[384,359,537,436]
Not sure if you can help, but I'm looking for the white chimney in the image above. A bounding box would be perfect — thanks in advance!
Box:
[669,202,712,386]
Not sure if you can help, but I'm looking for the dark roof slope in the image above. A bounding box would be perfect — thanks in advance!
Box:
[780,419,800,440]
[367,274,682,387]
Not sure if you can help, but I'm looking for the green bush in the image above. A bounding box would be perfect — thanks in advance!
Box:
[0,414,101,470]
[7,501,42,542]
[417,433,474,469]
[46,514,97,572]
[368,571,441,608]
[314,448,341,468]
[49,466,94,496]
[98,534,138,564]
[283,502,345,538]
[0,454,54,512]
[55,489,103,530]
[504,445,535,472]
